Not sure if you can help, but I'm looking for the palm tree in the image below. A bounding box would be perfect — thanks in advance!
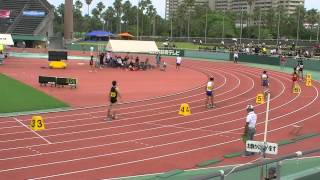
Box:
[85,0,92,15]
[146,5,156,36]
[75,0,82,10]
[306,9,318,32]
[95,2,105,29]
[121,1,132,31]
[113,0,123,33]
[103,7,116,32]
[138,0,152,36]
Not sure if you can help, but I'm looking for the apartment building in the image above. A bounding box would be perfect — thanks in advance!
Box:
[208,0,304,14]
[165,0,209,19]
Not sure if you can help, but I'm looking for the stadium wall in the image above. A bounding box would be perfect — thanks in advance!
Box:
[65,44,320,71]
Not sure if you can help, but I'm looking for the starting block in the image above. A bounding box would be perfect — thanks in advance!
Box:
[293,84,301,94]
[179,103,191,116]
[256,93,265,104]
[30,116,45,131]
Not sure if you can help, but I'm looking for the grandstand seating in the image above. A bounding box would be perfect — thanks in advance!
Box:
[0,0,52,35]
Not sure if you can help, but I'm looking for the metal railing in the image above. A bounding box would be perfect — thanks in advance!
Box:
[191,147,320,180]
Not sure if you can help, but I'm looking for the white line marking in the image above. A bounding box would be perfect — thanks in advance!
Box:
[27,110,320,180]
[0,63,318,179]
[1,83,315,173]
[0,68,286,151]
[0,69,249,142]
[111,155,320,180]
[12,118,51,144]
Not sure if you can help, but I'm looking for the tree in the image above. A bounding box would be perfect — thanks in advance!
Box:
[75,0,82,10]
[121,1,132,31]
[306,9,318,31]
[113,0,123,33]
[85,0,93,15]
[103,7,116,32]
[146,5,157,36]
[138,0,152,36]
[53,3,64,33]
[74,0,84,32]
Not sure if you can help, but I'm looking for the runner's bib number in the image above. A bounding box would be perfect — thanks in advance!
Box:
[110,92,116,97]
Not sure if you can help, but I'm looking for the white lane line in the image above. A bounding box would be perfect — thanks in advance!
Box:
[20,65,319,179]
[26,109,320,180]
[26,147,42,155]
[0,67,236,135]
[0,69,248,142]
[0,68,283,151]
[0,68,227,129]
[0,67,316,173]
[12,118,51,144]
[111,155,320,180]
[145,122,243,136]
[0,76,292,161]
[0,72,294,161]
[0,62,211,121]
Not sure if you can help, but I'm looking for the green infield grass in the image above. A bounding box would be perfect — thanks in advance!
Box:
[0,74,69,114]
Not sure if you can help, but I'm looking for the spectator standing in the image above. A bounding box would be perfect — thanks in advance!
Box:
[89,55,95,72]
[280,55,286,70]
[90,46,94,56]
[243,105,257,156]
[156,53,161,68]
[0,51,4,64]
[297,59,304,81]
[99,53,105,68]
[176,55,182,70]
[233,51,239,63]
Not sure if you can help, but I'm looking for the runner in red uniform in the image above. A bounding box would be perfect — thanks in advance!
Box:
[292,71,299,90]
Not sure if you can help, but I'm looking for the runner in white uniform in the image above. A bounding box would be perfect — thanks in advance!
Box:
[261,70,270,97]
[205,77,215,109]
[176,55,182,70]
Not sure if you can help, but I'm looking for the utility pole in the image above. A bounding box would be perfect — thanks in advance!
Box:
[205,7,208,44]
[137,0,140,40]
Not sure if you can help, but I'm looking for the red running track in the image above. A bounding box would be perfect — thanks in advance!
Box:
[0,59,319,179]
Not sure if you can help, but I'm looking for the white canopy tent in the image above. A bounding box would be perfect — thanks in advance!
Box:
[106,40,159,53]
[0,34,14,46]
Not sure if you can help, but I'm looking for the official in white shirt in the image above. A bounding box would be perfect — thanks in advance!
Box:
[244,105,257,156]
[176,55,182,70]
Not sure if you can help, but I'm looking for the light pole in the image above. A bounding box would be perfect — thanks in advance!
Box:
[317,23,320,42]
[258,9,262,44]
[222,9,225,43]
[187,11,190,41]
[317,12,320,42]
[276,10,281,46]
[137,0,140,40]
[239,4,243,44]
[170,14,173,39]
[296,2,303,47]
[205,7,208,44]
